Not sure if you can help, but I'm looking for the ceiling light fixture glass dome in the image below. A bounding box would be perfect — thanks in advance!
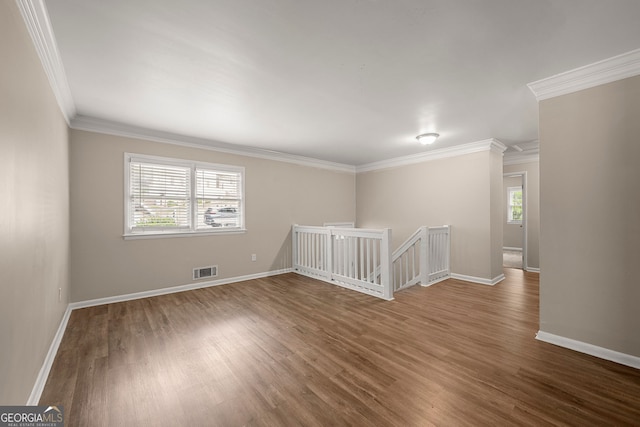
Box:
[416,133,439,145]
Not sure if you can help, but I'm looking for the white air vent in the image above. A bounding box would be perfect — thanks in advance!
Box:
[193,265,218,280]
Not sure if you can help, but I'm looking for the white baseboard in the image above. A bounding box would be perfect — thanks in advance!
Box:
[525,267,540,273]
[29,268,293,404]
[536,331,640,370]
[27,305,73,405]
[503,247,522,252]
[421,275,451,287]
[450,273,505,286]
[70,268,293,310]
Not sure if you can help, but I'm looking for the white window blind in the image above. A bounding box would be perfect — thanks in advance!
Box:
[129,162,191,231]
[195,168,242,230]
[125,153,244,236]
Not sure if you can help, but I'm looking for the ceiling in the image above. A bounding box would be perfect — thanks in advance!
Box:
[44,0,640,166]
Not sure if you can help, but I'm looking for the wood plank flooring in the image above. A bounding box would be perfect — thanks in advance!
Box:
[40,269,640,426]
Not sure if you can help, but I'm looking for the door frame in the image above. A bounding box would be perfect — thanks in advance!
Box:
[503,171,528,270]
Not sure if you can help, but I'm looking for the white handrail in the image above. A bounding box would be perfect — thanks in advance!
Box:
[392,225,451,291]
[392,226,426,259]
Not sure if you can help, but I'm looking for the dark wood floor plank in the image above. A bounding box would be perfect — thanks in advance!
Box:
[40,269,640,426]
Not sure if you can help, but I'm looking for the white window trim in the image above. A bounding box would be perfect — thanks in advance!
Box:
[123,153,246,239]
[507,185,523,224]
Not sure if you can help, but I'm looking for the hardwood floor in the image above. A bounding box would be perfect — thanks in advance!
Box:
[40,270,640,426]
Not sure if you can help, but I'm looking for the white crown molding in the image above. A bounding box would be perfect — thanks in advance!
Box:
[536,331,640,370]
[356,138,507,173]
[70,116,356,173]
[16,0,76,123]
[75,114,507,174]
[503,151,539,166]
[528,48,640,101]
[489,139,508,155]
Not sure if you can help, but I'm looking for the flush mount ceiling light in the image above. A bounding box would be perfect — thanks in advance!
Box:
[416,133,439,145]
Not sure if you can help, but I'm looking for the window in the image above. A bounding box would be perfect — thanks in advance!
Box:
[507,186,523,224]
[125,153,244,237]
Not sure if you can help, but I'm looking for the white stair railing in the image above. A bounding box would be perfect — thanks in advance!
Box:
[392,225,451,291]
[292,225,393,300]
[392,227,428,291]
[426,225,451,284]
[292,224,450,300]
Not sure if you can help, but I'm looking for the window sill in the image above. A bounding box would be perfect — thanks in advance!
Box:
[123,229,247,240]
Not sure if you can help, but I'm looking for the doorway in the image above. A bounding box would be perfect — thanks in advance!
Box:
[503,172,527,269]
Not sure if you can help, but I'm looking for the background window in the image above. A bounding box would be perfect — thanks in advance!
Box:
[507,186,523,224]
[196,168,242,229]
[126,153,244,235]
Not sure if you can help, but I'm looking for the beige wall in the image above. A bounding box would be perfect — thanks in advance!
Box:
[504,161,540,269]
[489,150,504,279]
[0,2,70,404]
[503,175,524,249]
[356,150,503,281]
[539,75,640,357]
[70,130,356,301]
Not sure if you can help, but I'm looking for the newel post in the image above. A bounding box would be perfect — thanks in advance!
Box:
[420,226,429,286]
[380,228,393,300]
[326,227,334,282]
[444,225,451,278]
[292,224,298,272]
